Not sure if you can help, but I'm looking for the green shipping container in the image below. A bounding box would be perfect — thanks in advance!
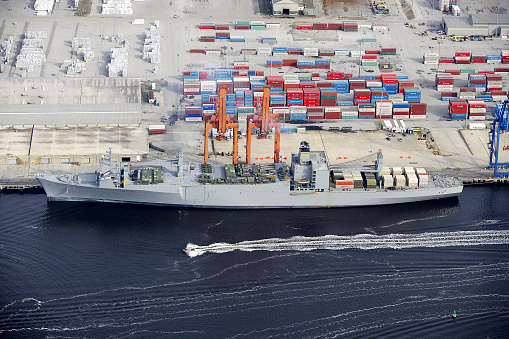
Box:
[362,38,376,42]
[460,69,476,73]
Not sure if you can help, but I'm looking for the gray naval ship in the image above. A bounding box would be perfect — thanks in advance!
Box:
[37,142,463,208]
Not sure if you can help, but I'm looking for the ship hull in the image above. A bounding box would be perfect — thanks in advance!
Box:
[37,176,463,209]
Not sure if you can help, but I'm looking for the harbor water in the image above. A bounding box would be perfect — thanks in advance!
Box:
[1,185,509,337]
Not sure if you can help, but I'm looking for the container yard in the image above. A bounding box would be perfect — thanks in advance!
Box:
[0,0,508,188]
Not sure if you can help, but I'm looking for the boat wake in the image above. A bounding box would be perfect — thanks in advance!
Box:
[184,230,509,257]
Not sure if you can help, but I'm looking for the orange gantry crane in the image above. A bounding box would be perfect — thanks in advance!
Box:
[203,87,239,164]
[246,86,281,164]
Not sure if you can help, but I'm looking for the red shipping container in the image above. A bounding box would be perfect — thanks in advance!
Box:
[365,50,381,55]
[200,23,215,29]
[298,25,312,30]
[190,49,205,54]
[282,59,298,66]
[444,69,461,75]
[440,58,455,63]
[300,83,316,88]
[327,23,342,30]
[215,24,229,30]
[325,112,341,119]
[313,23,327,30]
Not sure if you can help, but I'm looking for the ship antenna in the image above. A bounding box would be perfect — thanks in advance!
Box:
[177,148,183,177]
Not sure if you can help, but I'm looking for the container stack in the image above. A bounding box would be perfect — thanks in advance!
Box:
[467,73,486,92]
[404,167,418,187]
[341,106,358,119]
[287,48,302,55]
[398,80,415,93]
[358,103,376,119]
[382,174,394,188]
[297,61,314,69]
[261,37,276,44]
[272,47,288,56]
[328,23,342,30]
[335,172,354,189]
[183,76,200,96]
[403,88,421,102]
[185,105,203,122]
[303,48,319,57]
[313,23,327,30]
[250,21,265,30]
[354,89,371,106]
[233,61,249,70]
[289,106,307,120]
[471,53,487,63]
[303,88,321,107]
[375,100,393,119]
[468,99,486,120]
[333,80,350,93]
[459,87,476,99]
[266,60,282,68]
[307,107,325,120]
[415,168,428,186]
[327,72,345,80]
[423,52,439,65]
[449,99,468,120]
[381,74,399,94]
[324,106,341,119]
[200,80,217,94]
[319,49,334,56]
[349,78,366,91]
[380,47,397,56]
[286,89,304,107]
[370,90,388,103]
[502,50,509,64]
[320,89,337,106]
[314,60,331,69]
[282,59,298,67]
[216,31,230,40]
[258,47,272,56]
[343,22,358,32]
[394,174,406,187]
[455,52,471,64]
[235,21,250,30]
[392,102,410,118]
[486,74,503,91]
[491,90,509,102]
[486,55,502,64]
[436,73,454,92]
[361,54,378,67]
[409,103,427,119]
[363,173,377,189]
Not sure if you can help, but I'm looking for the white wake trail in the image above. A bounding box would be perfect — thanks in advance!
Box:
[184,230,509,257]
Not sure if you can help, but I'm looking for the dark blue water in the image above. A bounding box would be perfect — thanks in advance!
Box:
[1,186,509,338]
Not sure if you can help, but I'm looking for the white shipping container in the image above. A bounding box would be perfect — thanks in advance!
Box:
[271,107,290,114]
[415,168,427,175]
[335,50,349,56]
[284,79,300,85]
[324,106,341,112]
[502,50,509,56]
[250,21,265,26]
[469,115,486,120]
[282,74,299,80]
[205,49,221,55]
[350,50,366,57]
[468,122,486,129]
[341,110,358,117]
[409,115,426,119]
[404,167,415,175]
[257,47,272,55]
[366,81,383,87]
[424,60,439,65]
[418,174,428,186]
[425,52,439,58]
[382,175,394,188]
[289,106,307,113]
[185,116,203,122]
[303,48,319,56]
[266,23,281,28]
[249,76,265,81]
[469,108,487,113]
[392,167,403,175]
[394,175,406,187]
[273,52,289,56]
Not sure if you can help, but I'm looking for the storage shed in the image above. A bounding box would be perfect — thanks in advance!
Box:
[272,0,299,17]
